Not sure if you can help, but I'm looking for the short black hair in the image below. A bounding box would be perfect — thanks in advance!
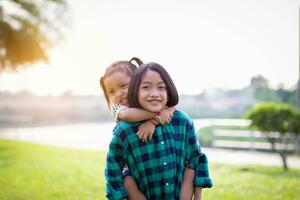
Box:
[128,62,179,108]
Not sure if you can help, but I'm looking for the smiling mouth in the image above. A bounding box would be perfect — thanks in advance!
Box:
[148,99,161,105]
[119,98,127,104]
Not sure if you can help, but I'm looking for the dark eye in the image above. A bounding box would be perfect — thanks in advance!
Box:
[121,84,128,88]
[141,85,149,89]
[159,85,166,90]
[109,90,114,95]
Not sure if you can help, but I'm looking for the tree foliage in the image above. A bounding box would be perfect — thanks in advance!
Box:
[246,102,300,170]
[0,0,69,71]
[250,75,296,106]
[246,103,296,134]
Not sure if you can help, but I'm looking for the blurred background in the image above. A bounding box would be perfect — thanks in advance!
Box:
[0,0,300,199]
[0,0,299,124]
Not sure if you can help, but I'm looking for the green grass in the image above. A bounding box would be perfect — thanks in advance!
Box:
[205,163,300,200]
[1,139,300,200]
[0,139,106,200]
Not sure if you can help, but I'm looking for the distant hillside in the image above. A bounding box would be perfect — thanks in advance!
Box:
[178,87,256,118]
[0,91,110,127]
[0,88,256,126]
[0,76,296,127]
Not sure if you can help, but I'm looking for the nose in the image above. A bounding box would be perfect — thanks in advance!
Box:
[150,88,159,97]
[116,90,125,99]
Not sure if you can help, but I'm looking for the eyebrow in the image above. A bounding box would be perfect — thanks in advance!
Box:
[118,80,129,85]
[141,81,165,84]
[107,88,114,93]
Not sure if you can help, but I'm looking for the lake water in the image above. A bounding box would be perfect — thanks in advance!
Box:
[0,119,250,151]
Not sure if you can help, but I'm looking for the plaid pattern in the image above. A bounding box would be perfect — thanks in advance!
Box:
[112,104,127,121]
[105,110,213,200]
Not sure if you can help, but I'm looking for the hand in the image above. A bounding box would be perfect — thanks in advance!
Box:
[193,187,202,200]
[159,107,175,125]
[137,120,156,142]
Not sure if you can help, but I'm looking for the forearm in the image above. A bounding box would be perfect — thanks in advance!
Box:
[166,106,176,112]
[118,108,155,122]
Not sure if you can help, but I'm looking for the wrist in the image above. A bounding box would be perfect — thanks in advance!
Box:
[154,112,163,124]
[149,119,158,125]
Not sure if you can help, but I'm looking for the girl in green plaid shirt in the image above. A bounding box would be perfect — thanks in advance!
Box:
[104,61,212,199]
[101,58,189,199]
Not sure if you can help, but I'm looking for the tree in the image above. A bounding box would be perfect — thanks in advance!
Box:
[246,102,300,170]
[249,75,296,105]
[250,75,279,102]
[0,0,69,71]
[276,85,296,105]
[250,75,269,89]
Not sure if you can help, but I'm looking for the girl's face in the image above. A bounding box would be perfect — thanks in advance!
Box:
[104,71,131,105]
[138,70,167,112]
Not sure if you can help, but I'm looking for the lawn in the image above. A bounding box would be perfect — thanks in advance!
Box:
[0,139,106,200]
[0,139,299,200]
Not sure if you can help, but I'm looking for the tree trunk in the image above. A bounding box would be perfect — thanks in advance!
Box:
[279,134,290,171]
[267,134,290,170]
[279,152,288,171]
[295,134,300,154]
[267,136,276,152]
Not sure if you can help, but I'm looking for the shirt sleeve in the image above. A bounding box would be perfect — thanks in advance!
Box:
[112,104,127,121]
[185,120,213,188]
[105,129,128,200]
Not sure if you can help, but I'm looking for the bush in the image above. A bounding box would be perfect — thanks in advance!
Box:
[245,102,300,170]
[198,127,214,147]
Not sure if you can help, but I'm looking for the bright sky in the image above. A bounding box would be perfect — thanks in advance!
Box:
[0,0,299,96]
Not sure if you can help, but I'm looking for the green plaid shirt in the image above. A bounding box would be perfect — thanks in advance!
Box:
[105,110,212,200]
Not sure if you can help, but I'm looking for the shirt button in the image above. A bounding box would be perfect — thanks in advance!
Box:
[163,162,167,166]
[161,141,164,144]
